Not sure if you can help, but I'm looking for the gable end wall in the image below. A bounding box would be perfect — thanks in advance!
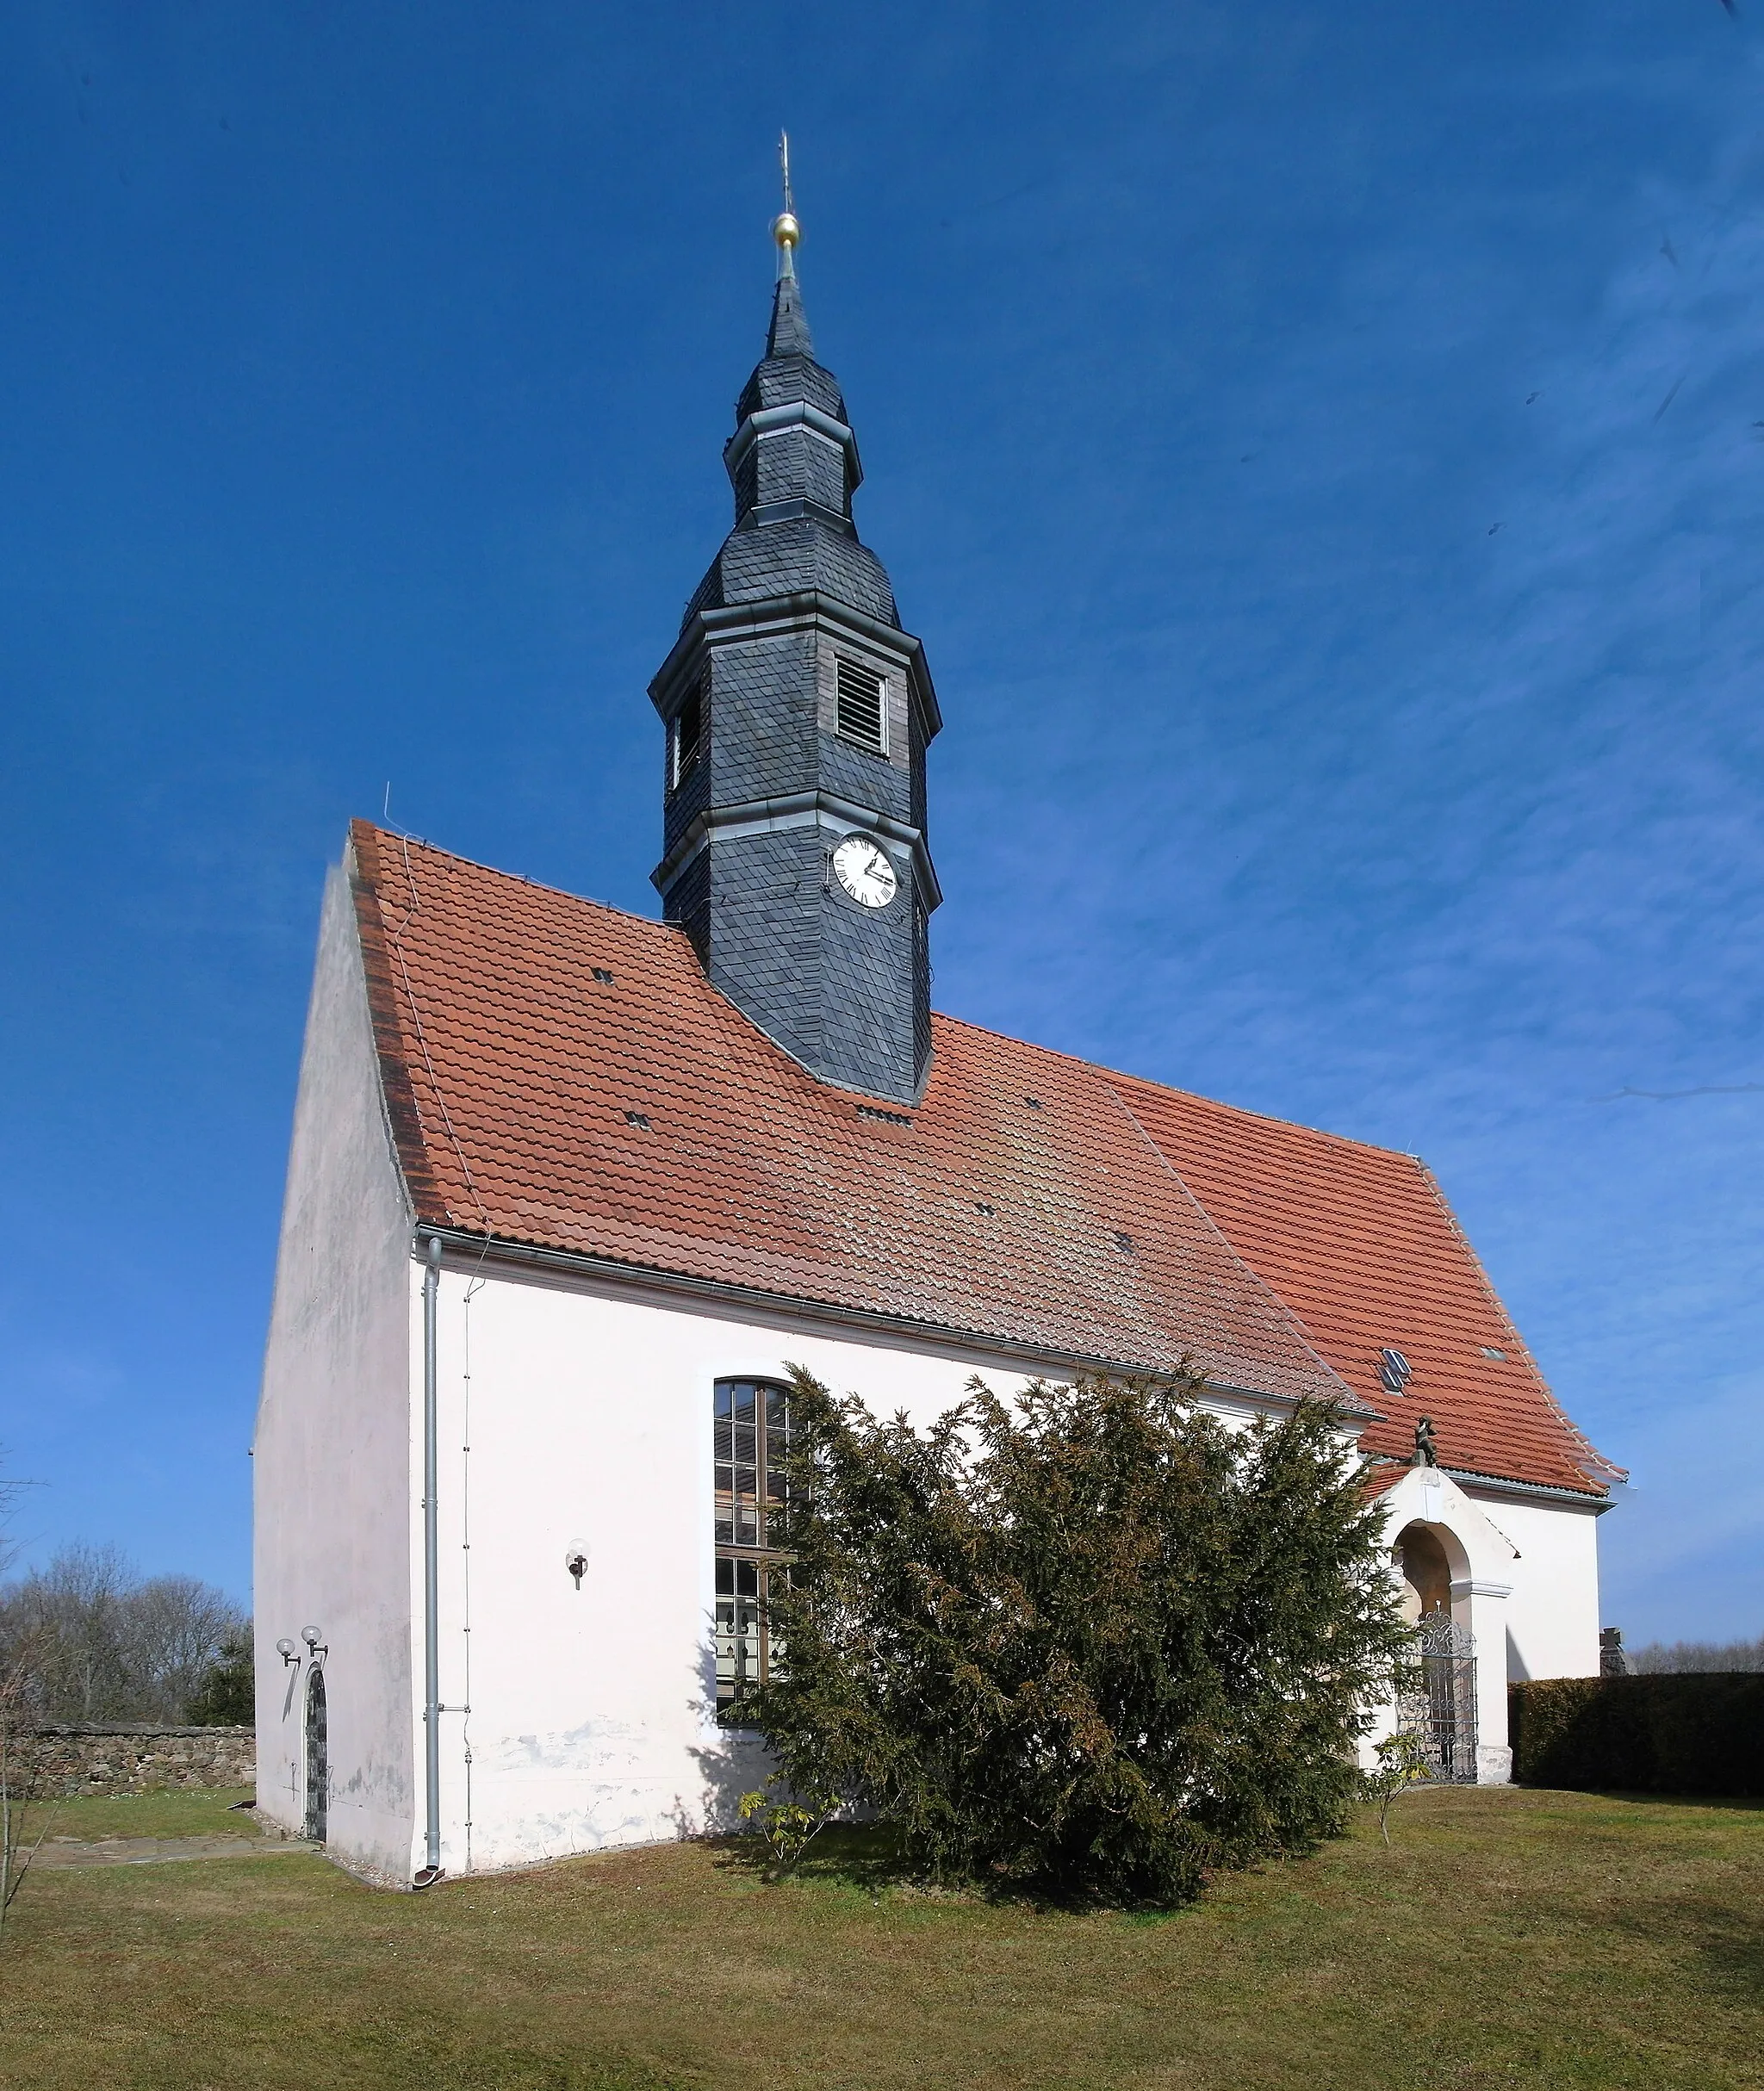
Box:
[253,854,418,1881]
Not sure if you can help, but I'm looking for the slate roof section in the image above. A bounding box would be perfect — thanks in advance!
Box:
[681,520,898,630]
[764,270,815,360]
[349,823,1613,1500]
[679,266,896,635]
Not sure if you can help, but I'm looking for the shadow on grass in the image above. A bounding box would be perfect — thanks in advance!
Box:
[707,1823,921,1900]
[708,1823,1234,1919]
[1562,1789,1764,1813]
[1600,1892,1764,1996]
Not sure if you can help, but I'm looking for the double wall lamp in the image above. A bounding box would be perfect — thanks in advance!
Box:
[276,1626,328,1666]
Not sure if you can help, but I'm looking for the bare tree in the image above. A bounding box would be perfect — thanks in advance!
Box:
[0,1531,250,1942]
[0,1458,57,1941]
[0,1462,19,1581]
[0,1546,249,1725]
[125,1574,245,1718]
[0,1614,57,1939]
[1629,1634,1764,1674]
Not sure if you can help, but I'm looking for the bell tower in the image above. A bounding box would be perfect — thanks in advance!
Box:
[650,151,941,1104]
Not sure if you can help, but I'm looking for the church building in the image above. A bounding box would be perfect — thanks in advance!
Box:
[254,204,1621,1887]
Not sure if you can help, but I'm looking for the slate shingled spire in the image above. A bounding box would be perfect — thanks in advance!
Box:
[649,178,941,1106]
[765,260,814,360]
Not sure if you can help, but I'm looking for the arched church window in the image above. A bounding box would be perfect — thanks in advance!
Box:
[713,1377,793,1713]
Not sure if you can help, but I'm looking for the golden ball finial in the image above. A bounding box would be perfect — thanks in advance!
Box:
[771,210,801,250]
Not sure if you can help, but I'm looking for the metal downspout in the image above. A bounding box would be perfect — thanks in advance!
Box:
[414,1235,444,1887]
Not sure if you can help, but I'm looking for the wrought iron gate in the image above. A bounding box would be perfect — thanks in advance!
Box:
[1401,1613,1478,1784]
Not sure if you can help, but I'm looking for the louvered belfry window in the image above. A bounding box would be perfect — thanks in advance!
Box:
[835,656,885,754]
[713,1378,793,1710]
[672,680,703,787]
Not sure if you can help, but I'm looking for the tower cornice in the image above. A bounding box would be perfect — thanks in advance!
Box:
[724,399,864,495]
[648,591,943,743]
[650,788,942,913]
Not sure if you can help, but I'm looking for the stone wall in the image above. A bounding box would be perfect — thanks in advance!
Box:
[20,1724,256,1796]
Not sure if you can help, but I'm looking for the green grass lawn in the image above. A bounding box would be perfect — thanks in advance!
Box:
[16,1784,260,1842]
[3,1787,1761,2090]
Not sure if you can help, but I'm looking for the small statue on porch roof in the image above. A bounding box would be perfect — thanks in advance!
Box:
[1412,1416,1439,1467]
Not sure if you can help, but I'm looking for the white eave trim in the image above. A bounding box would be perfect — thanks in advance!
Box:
[413,1223,1371,1422]
[1387,1461,1614,1512]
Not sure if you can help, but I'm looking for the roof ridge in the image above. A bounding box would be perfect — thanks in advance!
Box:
[351,828,1474,1182]
[1109,1064,1425,1164]
[934,1006,1423,1164]
[354,827,1433,1169]
[1106,1083,1371,1418]
[348,820,694,940]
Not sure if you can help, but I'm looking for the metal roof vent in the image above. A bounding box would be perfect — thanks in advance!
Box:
[1378,1348,1413,1393]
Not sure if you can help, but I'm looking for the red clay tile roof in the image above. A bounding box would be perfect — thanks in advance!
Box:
[1115,1082,1619,1495]
[1359,1465,1412,1504]
[349,822,1613,1498]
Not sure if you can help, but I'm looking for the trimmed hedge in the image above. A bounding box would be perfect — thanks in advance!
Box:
[1510,1675,1764,1796]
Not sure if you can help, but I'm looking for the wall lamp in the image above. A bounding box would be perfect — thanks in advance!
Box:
[275,1636,300,1667]
[300,1625,328,1660]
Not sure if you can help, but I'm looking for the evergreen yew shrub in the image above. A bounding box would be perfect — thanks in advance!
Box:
[744,1366,1409,1905]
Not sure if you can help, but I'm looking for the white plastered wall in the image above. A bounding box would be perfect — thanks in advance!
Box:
[407,1257,1058,1877]
[1466,1488,1604,1685]
[404,1254,1394,1879]
[253,859,417,1882]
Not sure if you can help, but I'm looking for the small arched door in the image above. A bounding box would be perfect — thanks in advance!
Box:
[302,1667,328,1843]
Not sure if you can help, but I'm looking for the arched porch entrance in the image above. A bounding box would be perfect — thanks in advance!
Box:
[1375,1467,1519,1785]
[1394,1520,1479,1784]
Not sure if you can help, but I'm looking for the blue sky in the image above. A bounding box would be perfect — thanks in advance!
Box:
[3,2,1760,1643]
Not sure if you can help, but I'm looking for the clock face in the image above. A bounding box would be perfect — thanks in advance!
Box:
[831,834,898,909]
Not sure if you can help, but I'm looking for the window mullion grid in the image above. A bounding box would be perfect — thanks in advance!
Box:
[713,1379,791,1711]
